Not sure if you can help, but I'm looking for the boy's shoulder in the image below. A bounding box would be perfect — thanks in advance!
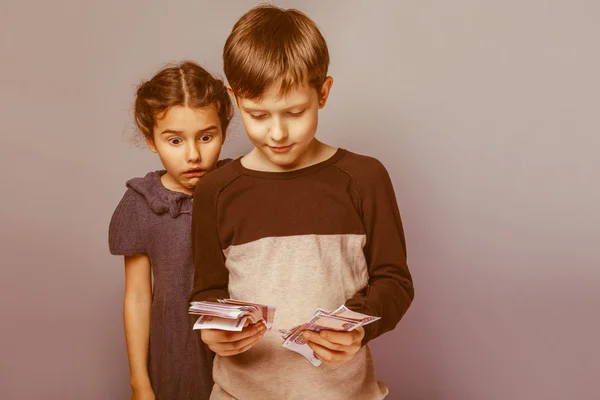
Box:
[194,158,242,197]
[332,149,397,200]
[335,149,390,180]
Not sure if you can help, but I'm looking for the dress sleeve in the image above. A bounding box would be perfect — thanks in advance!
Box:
[108,190,148,256]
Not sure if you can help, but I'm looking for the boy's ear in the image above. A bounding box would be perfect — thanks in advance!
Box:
[146,136,158,153]
[318,76,334,109]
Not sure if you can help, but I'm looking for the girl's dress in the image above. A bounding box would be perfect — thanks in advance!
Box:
[109,170,214,400]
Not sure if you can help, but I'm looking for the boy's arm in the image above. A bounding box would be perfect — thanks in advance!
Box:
[189,178,267,356]
[190,182,229,303]
[344,158,415,345]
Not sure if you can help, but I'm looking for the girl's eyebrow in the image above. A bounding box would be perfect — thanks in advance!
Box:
[160,126,219,135]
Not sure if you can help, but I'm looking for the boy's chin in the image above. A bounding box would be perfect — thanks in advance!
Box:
[254,145,313,171]
[266,157,304,171]
[262,149,294,162]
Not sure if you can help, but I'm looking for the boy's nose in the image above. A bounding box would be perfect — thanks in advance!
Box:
[270,120,288,142]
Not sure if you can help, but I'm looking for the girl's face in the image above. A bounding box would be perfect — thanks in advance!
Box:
[147,105,224,194]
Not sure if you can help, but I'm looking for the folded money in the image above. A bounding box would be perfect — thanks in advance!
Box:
[189,299,276,332]
[281,305,380,366]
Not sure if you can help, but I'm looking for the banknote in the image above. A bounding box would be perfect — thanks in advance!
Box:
[193,314,248,331]
[281,306,380,366]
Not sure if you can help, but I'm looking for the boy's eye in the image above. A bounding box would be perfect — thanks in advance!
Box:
[288,110,305,117]
[169,137,182,145]
[199,134,212,143]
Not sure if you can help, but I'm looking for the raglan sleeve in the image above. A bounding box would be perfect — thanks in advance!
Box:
[344,157,415,345]
[189,179,230,303]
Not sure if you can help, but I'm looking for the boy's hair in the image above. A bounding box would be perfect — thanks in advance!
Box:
[134,61,233,140]
[223,4,330,99]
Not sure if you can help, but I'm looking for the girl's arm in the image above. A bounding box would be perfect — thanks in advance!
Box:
[123,254,155,399]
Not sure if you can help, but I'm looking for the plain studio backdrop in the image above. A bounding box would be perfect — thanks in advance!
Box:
[1,1,598,399]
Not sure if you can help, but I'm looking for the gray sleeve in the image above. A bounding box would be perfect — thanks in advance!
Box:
[108,190,148,256]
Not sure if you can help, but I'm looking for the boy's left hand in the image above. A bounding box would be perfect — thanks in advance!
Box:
[303,326,365,365]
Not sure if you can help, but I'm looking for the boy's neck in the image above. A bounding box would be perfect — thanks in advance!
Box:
[242,140,337,173]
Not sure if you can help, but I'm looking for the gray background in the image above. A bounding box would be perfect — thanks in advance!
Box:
[1,1,598,399]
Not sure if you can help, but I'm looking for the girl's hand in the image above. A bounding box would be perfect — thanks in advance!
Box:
[200,321,266,356]
[303,326,365,365]
[131,385,155,400]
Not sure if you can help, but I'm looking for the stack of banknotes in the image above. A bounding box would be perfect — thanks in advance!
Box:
[189,299,276,331]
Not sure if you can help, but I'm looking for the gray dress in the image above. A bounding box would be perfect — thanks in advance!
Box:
[109,170,214,400]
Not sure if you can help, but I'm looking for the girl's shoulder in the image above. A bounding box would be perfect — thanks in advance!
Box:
[111,171,161,217]
[108,187,150,256]
[108,171,161,256]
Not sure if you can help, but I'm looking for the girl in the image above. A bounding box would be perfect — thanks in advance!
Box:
[109,61,233,400]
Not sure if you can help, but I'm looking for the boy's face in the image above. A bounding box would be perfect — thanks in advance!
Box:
[233,78,333,171]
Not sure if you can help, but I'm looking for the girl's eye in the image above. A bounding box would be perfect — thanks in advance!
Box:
[288,110,305,117]
[199,135,212,143]
[169,138,182,145]
[250,113,267,120]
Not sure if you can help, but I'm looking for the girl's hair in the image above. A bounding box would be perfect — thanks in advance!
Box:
[134,61,233,140]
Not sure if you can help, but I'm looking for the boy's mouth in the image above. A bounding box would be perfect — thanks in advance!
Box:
[269,145,293,154]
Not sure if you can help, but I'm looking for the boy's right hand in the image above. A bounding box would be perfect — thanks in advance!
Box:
[200,321,267,356]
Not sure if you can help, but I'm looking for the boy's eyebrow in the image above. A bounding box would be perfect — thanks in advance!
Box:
[160,126,219,135]
[242,102,311,113]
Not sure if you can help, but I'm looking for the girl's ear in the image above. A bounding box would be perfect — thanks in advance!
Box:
[227,86,240,107]
[145,136,158,153]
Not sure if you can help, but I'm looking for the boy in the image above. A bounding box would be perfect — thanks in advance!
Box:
[191,5,414,399]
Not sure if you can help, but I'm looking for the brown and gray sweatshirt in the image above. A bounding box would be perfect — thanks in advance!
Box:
[191,148,414,400]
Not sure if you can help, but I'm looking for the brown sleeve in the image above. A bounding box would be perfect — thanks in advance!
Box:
[189,177,230,303]
[216,158,233,168]
[343,157,415,345]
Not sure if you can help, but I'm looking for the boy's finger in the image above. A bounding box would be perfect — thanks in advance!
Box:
[209,329,262,354]
[318,329,361,346]
[222,331,265,356]
[223,323,265,342]
[307,341,346,364]
[225,329,265,352]
[204,322,265,344]
[200,328,225,343]
[302,330,344,352]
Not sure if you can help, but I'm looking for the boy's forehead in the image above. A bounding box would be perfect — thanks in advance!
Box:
[238,82,316,108]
